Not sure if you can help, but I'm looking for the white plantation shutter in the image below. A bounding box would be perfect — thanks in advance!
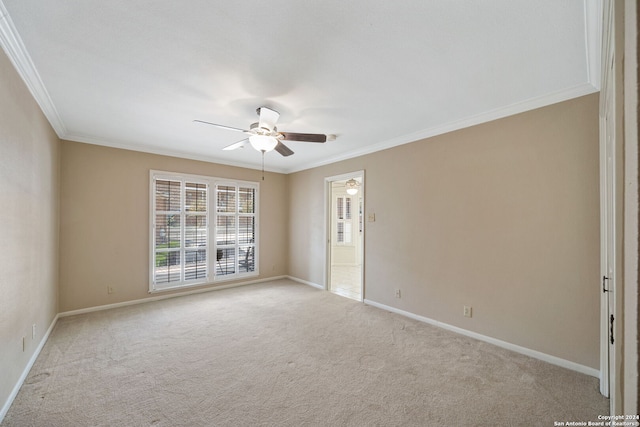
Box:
[153,179,182,285]
[336,196,352,244]
[215,183,257,277]
[150,171,259,292]
[184,182,208,281]
[151,176,209,290]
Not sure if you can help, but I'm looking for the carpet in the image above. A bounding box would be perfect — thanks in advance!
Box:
[2,279,609,426]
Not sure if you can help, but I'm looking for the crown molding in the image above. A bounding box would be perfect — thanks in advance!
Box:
[0,1,67,137]
[1,0,602,176]
[285,0,604,174]
[287,83,599,174]
[63,132,289,174]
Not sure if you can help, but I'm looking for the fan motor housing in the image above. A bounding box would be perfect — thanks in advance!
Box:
[250,122,278,135]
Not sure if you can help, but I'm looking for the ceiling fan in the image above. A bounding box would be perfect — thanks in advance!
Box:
[195,107,335,157]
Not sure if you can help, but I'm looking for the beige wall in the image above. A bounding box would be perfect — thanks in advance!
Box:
[58,142,288,312]
[289,94,601,369]
[0,49,60,411]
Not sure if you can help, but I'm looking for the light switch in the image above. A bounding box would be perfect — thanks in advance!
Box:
[368,213,375,222]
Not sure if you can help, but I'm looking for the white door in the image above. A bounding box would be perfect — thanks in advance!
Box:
[600,111,616,400]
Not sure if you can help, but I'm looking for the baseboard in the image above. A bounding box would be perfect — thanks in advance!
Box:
[2,279,598,425]
[286,276,325,290]
[0,313,59,423]
[59,276,287,318]
[2,276,290,422]
[363,299,600,378]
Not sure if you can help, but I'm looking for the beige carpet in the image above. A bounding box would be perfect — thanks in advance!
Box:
[3,279,608,426]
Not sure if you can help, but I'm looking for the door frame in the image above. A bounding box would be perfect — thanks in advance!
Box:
[599,0,624,415]
[621,0,639,414]
[324,170,365,300]
[598,8,613,394]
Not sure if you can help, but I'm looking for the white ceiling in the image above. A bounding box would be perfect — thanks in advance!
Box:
[0,1,601,174]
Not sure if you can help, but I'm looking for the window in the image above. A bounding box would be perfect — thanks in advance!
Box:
[215,183,257,277]
[150,171,259,292]
[336,196,352,244]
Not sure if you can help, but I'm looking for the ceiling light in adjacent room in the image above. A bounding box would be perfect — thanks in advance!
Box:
[345,178,360,195]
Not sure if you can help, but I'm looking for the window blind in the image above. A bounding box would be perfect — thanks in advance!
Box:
[150,171,259,292]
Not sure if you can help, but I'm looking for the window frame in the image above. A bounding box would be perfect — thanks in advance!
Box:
[149,170,260,293]
[335,195,353,245]
[213,180,259,281]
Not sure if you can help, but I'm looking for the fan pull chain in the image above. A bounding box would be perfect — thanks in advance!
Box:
[261,150,265,180]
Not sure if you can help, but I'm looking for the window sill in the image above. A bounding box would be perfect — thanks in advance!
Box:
[149,272,259,293]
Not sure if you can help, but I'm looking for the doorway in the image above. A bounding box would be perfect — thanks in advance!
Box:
[326,172,364,301]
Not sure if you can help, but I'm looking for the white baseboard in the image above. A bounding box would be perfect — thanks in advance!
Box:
[0,313,59,423]
[286,276,325,290]
[59,276,287,318]
[363,299,600,378]
[2,278,599,425]
[2,276,289,422]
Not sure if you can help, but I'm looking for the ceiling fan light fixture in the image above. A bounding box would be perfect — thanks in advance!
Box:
[196,106,328,158]
[249,135,278,152]
[345,178,360,195]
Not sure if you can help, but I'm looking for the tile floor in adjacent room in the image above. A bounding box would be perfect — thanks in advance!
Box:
[330,264,362,301]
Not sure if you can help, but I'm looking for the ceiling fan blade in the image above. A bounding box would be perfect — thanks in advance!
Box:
[193,120,249,134]
[280,132,327,143]
[274,141,294,157]
[257,107,280,131]
[223,139,249,151]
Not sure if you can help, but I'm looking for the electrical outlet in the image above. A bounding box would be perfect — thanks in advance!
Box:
[22,336,25,352]
[368,213,376,222]
[395,289,401,298]
[107,286,113,294]
[32,324,36,339]
[463,306,472,318]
